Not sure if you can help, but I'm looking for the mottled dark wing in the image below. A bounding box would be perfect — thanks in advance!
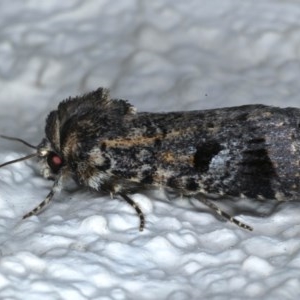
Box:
[102,105,300,201]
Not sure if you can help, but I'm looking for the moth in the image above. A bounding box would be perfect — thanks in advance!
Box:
[1,87,300,231]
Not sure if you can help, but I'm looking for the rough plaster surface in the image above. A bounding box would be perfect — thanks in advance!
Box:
[0,1,300,299]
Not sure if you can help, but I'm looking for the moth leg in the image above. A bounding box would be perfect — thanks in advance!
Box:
[196,196,253,231]
[23,175,63,219]
[22,190,55,219]
[119,193,145,232]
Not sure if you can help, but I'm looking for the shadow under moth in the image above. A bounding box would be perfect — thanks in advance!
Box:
[1,87,300,232]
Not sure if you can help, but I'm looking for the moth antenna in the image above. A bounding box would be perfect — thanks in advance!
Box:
[0,153,37,168]
[23,175,64,219]
[196,196,253,231]
[0,135,37,149]
[120,193,145,231]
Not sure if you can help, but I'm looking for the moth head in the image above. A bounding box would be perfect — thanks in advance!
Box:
[0,135,64,180]
[36,138,64,180]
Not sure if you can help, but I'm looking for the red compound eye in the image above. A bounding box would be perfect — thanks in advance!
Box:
[52,155,62,166]
[47,152,63,173]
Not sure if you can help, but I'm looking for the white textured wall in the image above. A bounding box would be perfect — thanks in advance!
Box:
[0,1,300,299]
